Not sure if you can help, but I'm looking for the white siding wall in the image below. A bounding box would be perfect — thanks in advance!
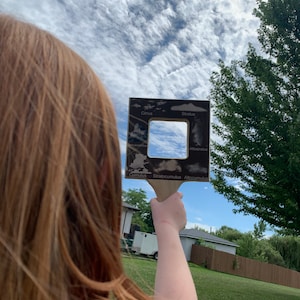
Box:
[180,237,196,261]
[121,209,134,235]
[214,243,236,255]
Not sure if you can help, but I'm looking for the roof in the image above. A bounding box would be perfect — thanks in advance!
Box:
[179,228,238,248]
[122,202,139,211]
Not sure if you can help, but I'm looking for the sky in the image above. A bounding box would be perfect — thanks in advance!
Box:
[0,0,267,234]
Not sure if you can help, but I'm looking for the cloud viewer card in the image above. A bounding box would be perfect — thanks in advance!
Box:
[125,97,210,182]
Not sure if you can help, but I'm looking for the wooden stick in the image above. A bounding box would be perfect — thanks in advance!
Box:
[147,179,183,202]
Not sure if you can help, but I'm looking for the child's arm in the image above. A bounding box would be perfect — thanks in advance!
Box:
[151,192,198,300]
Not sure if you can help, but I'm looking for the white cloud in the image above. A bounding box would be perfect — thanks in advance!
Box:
[148,120,188,159]
[186,221,217,233]
[0,0,263,233]
[0,0,259,117]
[119,137,127,155]
[1,0,259,179]
[227,177,247,192]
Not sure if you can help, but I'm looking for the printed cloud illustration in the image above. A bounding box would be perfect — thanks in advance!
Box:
[170,103,207,112]
[185,162,207,174]
[154,159,182,173]
[144,104,155,110]
[157,100,167,106]
[132,103,141,108]
[191,116,204,147]
[129,153,151,174]
[128,123,147,143]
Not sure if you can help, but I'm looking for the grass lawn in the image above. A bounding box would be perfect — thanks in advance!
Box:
[122,254,300,299]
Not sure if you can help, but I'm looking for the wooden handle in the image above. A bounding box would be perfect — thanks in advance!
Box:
[147,179,183,202]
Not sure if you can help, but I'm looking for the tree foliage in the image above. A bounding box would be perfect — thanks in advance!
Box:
[122,188,154,233]
[192,225,210,233]
[269,235,300,271]
[210,0,300,234]
[253,220,267,240]
[216,223,296,269]
[215,225,243,242]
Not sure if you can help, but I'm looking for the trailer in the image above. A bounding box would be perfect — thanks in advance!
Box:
[132,231,158,259]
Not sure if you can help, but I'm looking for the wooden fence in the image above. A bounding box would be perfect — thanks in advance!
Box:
[190,244,300,289]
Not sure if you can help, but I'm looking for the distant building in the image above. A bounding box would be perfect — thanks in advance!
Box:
[121,202,139,236]
[180,228,238,261]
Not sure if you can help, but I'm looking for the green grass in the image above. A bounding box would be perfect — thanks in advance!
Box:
[123,255,300,299]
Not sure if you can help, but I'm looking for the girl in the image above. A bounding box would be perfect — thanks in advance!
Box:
[0,15,197,299]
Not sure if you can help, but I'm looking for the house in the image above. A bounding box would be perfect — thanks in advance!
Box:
[179,228,238,261]
[121,202,139,236]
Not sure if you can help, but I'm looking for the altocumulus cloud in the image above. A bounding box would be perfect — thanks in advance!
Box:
[0,0,260,154]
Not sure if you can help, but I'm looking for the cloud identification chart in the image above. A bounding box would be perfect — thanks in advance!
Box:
[126,98,210,182]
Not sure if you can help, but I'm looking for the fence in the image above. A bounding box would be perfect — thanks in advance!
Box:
[190,244,300,289]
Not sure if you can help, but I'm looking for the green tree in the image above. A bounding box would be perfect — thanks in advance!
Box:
[215,226,243,242]
[122,188,154,233]
[210,0,300,234]
[269,235,300,271]
[221,223,287,268]
[253,239,285,266]
[236,233,257,258]
[253,220,267,240]
[216,224,286,268]
[192,225,209,233]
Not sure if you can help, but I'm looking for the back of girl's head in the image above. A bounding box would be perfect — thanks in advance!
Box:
[0,14,148,299]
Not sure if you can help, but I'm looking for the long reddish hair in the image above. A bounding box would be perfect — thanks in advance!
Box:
[0,14,149,299]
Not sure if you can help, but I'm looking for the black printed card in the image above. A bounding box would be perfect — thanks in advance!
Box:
[125,98,210,181]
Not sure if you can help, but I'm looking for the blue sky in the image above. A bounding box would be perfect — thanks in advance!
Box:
[1,0,266,233]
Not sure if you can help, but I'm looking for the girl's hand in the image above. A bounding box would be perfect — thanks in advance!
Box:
[150,192,186,233]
